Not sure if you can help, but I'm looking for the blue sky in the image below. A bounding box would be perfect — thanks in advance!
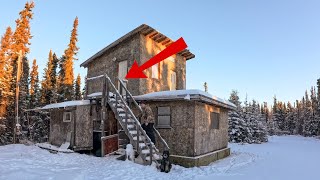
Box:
[1,0,320,105]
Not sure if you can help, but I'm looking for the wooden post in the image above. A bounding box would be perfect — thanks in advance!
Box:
[136,126,139,153]
[101,76,107,157]
[150,143,153,165]
[85,76,88,99]
[13,50,22,144]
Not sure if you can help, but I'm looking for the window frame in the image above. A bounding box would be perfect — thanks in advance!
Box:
[63,111,72,122]
[156,106,171,129]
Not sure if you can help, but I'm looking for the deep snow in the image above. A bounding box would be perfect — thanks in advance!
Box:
[0,136,319,180]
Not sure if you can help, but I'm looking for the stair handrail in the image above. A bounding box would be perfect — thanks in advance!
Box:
[118,77,170,151]
[105,75,157,152]
[153,126,170,150]
[117,77,142,113]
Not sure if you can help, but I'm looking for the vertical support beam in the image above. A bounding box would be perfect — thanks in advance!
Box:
[85,76,88,99]
[136,125,139,153]
[101,76,107,157]
[150,144,153,165]
[14,50,22,144]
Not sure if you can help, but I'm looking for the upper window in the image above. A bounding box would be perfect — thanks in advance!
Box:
[210,112,220,129]
[157,106,171,128]
[152,63,159,79]
[170,71,176,90]
[63,112,72,122]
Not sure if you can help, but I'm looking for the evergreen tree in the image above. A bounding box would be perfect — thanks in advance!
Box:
[5,1,35,143]
[228,90,248,143]
[29,59,40,108]
[62,17,79,101]
[0,27,13,118]
[57,55,66,102]
[75,74,82,100]
[41,50,57,105]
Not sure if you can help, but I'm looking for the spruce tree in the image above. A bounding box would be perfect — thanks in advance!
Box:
[75,74,82,100]
[5,1,35,143]
[41,50,55,105]
[29,59,40,108]
[62,17,79,101]
[228,90,248,143]
[0,27,13,118]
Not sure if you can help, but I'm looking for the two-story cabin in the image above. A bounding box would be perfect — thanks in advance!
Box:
[40,24,235,168]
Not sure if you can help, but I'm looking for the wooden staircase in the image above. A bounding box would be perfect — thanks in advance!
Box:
[87,74,169,166]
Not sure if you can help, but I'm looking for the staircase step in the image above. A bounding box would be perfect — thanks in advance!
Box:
[146,154,161,161]
[139,143,146,148]
[129,130,137,135]
[133,136,145,141]
[122,119,134,123]
[119,114,132,118]
[127,124,135,129]
[141,149,150,154]
[117,108,124,112]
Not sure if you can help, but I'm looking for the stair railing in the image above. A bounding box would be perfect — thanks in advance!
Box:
[106,75,155,163]
[117,77,170,151]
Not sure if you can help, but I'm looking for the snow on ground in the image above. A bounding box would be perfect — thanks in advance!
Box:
[0,136,319,180]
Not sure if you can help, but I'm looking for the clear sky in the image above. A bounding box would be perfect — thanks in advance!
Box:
[1,0,320,105]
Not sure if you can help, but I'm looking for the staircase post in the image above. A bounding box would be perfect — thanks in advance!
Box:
[150,143,153,165]
[101,76,107,157]
[136,126,139,152]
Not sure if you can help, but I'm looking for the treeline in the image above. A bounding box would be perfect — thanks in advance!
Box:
[228,79,320,144]
[0,1,82,145]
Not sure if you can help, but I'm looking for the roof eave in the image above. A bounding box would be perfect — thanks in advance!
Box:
[80,24,195,67]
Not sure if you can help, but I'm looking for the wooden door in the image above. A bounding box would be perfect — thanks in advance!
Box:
[118,60,128,93]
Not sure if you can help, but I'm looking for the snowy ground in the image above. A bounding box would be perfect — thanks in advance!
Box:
[0,136,319,180]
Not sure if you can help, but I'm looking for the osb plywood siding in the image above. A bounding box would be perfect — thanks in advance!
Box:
[138,35,186,95]
[146,100,195,156]
[49,109,74,147]
[194,102,229,156]
[86,34,141,95]
[74,105,93,148]
[91,104,117,135]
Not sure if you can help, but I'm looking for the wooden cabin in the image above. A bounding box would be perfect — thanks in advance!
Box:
[42,24,236,167]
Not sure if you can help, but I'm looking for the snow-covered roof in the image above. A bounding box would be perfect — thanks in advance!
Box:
[40,100,91,110]
[87,92,103,98]
[134,89,236,110]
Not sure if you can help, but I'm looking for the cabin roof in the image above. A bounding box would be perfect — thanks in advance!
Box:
[40,100,91,110]
[80,24,195,67]
[134,89,236,110]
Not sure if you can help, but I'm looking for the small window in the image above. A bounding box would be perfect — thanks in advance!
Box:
[210,112,220,129]
[152,63,159,79]
[157,107,171,128]
[63,112,72,122]
[170,71,176,90]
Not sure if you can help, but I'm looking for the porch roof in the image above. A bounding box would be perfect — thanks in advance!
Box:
[134,89,236,110]
[39,100,91,110]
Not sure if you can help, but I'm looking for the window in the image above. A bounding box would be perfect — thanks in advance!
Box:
[210,112,220,129]
[157,106,171,128]
[170,71,176,90]
[63,112,72,122]
[152,63,159,79]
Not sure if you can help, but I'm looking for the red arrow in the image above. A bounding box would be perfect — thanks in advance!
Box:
[125,37,188,79]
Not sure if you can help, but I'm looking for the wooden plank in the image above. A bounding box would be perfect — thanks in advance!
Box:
[161,39,172,45]
[156,36,167,43]
[142,28,154,36]
[152,33,162,41]
[149,32,158,38]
